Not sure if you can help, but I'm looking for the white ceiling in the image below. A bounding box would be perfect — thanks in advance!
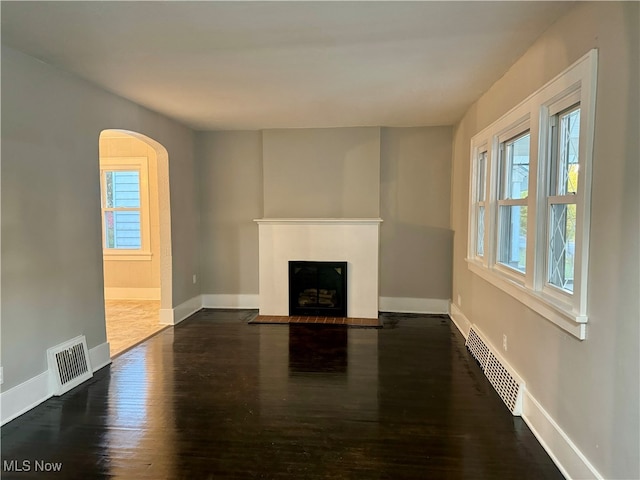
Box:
[1,1,573,131]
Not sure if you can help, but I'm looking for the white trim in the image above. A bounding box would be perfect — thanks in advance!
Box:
[201,294,259,309]
[0,342,111,426]
[497,198,528,207]
[160,295,203,326]
[378,297,449,314]
[522,390,603,480]
[467,260,587,340]
[100,156,151,255]
[254,218,383,225]
[104,287,161,300]
[159,308,174,325]
[103,252,152,261]
[447,308,601,479]
[0,371,51,426]
[89,342,112,371]
[448,303,471,339]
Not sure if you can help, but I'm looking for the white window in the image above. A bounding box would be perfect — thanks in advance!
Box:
[546,100,580,294]
[471,147,488,259]
[100,157,151,260]
[497,129,530,275]
[466,50,597,340]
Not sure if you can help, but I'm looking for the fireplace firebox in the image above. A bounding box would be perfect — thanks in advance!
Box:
[289,261,347,317]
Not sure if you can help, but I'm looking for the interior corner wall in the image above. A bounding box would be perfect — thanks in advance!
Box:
[262,127,380,218]
[379,126,453,302]
[196,131,263,295]
[1,46,198,393]
[449,3,639,479]
[198,126,454,305]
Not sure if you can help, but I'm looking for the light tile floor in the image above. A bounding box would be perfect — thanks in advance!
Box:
[104,300,167,357]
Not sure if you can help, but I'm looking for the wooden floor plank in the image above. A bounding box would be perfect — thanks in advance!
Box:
[1,309,562,479]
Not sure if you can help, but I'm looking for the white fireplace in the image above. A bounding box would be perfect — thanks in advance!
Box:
[254,218,383,319]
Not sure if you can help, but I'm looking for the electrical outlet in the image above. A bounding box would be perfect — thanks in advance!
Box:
[457,294,462,307]
[192,274,197,284]
[503,334,508,351]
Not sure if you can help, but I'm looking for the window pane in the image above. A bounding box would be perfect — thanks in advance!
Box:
[548,203,576,292]
[105,171,140,208]
[498,205,527,273]
[104,211,141,249]
[113,211,141,248]
[556,108,580,195]
[500,133,530,200]
[477,151,487,201]
[477,205,485,256]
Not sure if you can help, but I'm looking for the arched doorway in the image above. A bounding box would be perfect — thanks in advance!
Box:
[99,130,172,357]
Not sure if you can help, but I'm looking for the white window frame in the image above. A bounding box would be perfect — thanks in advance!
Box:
[470,144,489,263]
[494,121,530,281]
[100,157,152,261]
[540,92,582,302]
[466,50,597,340]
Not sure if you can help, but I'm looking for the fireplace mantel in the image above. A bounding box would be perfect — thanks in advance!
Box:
[254,218,382,319]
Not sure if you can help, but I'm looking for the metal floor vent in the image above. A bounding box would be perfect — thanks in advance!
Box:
[465,326,524,416]
[47,335,93,396]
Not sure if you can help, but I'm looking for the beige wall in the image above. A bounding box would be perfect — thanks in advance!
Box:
[379,127,453,299]
[262,127,380,218]
[100,133,161,295]
[1,46,199,391]
[197,131,263,294]
[450,3,639,478]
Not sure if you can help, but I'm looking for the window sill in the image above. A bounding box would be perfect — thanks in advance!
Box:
[103,251,152,262]
[466,259,587,340]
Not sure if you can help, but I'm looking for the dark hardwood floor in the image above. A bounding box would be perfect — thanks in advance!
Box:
[1,310,563,479]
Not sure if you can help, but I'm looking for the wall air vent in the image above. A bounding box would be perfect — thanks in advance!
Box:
[465,327,490,368]
[485,352,523,415]
[465,326,524,416]
[47,335,93,396]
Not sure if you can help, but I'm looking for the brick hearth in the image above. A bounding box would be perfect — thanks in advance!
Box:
[250,315,381,327]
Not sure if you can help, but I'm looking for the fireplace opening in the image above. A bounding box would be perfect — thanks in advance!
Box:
[289,261,347,317]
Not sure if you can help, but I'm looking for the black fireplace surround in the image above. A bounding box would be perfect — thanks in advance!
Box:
[288,261,347,317]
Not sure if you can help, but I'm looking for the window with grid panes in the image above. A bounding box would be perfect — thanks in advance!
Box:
[465,50,597,340]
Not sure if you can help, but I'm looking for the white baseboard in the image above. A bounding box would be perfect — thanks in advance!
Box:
[201,294,259,309]
[167,295,203,326]
[379,297,449,314]
[104,287,161,300]
[447,304,601,480]
[89,342,112,371]
[159,308,174,325]
[522,391,603,479]
[0,342,112,426]
[448,303,471,339]
[0,371,50,426]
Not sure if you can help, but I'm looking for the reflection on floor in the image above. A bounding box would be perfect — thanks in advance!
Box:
[105,299,167,357]
[0,310,563,478]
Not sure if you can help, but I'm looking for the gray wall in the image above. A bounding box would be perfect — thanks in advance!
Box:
[379,127,453,299]
[262,127,380,218]
[198,126,453,302]
[1,46,199,391]
[450,3,639,478]
[197,131,263,294]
